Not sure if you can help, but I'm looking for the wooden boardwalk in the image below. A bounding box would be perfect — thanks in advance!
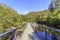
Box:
[16,23,41,40]
[0,23,60,40]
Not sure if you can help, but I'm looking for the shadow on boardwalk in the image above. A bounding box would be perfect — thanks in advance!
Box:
[28,32,41,40]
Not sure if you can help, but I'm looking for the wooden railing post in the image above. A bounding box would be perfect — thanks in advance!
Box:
[14,29,16,40]
[44,27,47,40]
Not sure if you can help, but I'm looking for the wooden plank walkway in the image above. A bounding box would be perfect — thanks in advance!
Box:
[16,23,41,40]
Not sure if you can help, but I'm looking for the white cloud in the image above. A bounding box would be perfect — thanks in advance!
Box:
[22,10,30,15]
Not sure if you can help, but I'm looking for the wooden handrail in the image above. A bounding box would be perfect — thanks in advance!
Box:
[0,27,17,40]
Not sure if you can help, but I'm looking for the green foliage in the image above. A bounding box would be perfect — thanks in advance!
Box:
[25,10,49,23]
[0,3,22,34]
[22,0,60,29]
[21,15,27,22]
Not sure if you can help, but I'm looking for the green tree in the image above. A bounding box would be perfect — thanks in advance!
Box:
[0,3,22,34]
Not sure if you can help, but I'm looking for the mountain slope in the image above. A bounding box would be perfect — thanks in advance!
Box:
[0,3,22,33]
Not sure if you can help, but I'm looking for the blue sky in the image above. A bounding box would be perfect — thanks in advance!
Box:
[0,0,51,14]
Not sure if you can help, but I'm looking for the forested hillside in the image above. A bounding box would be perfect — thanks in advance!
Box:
[0,0,60,34]
[22,0,60,29]
[27,10,49,22]
[0,3,22,33]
